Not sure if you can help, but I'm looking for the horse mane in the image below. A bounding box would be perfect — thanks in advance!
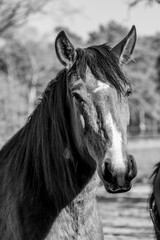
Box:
[0,69,74,196]
[0,68,96,239]
[72,44,130,95]
[150,163,160,239]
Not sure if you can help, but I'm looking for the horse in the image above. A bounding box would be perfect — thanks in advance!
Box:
[150,163,160,239]
[0,26,137,240]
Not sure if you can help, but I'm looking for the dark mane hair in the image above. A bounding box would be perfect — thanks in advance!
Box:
[0,68,95,239]
[150,163,160,239]
[71,44,129,94]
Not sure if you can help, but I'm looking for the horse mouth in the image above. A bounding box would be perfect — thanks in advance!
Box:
[102,179,132,194]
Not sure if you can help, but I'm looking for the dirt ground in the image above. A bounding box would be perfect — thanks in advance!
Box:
[97,184,154,240]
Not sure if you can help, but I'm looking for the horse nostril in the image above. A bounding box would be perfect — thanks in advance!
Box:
[102,162,114,183]
[128,155,137,181]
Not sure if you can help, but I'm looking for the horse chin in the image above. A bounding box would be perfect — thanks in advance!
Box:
[102,180,132,194]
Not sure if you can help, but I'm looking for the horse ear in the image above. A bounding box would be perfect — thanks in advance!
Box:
[111,26,137,65]
[55,31,77,68]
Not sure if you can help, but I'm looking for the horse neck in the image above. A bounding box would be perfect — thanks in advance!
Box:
[0,70,96,220]
[28,72,96,214]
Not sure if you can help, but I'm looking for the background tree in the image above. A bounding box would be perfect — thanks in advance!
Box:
[128,0,160,7]
[0,1,160,145]
[87,21,127,46]
[0,0,51,36]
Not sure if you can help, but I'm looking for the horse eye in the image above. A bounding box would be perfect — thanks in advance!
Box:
[73,92,83,102]
[125,88,132,97]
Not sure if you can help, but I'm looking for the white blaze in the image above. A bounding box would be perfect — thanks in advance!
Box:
[107,113,125,171]
[94,81,109,93]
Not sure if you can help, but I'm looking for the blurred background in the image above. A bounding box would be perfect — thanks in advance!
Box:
[0,0,160,239]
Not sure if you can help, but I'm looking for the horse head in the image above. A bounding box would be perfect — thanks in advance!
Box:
[55,26,137,194]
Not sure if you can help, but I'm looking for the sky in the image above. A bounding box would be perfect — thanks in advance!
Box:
[28,0,160,40]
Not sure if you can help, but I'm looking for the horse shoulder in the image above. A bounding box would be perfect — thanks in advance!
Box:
[45,173,104,240]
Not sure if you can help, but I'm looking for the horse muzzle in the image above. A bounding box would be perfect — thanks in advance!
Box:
[98,154,137,194]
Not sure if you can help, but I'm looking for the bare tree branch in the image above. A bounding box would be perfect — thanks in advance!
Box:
[128,0,160,7]
[0,0,52,35]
